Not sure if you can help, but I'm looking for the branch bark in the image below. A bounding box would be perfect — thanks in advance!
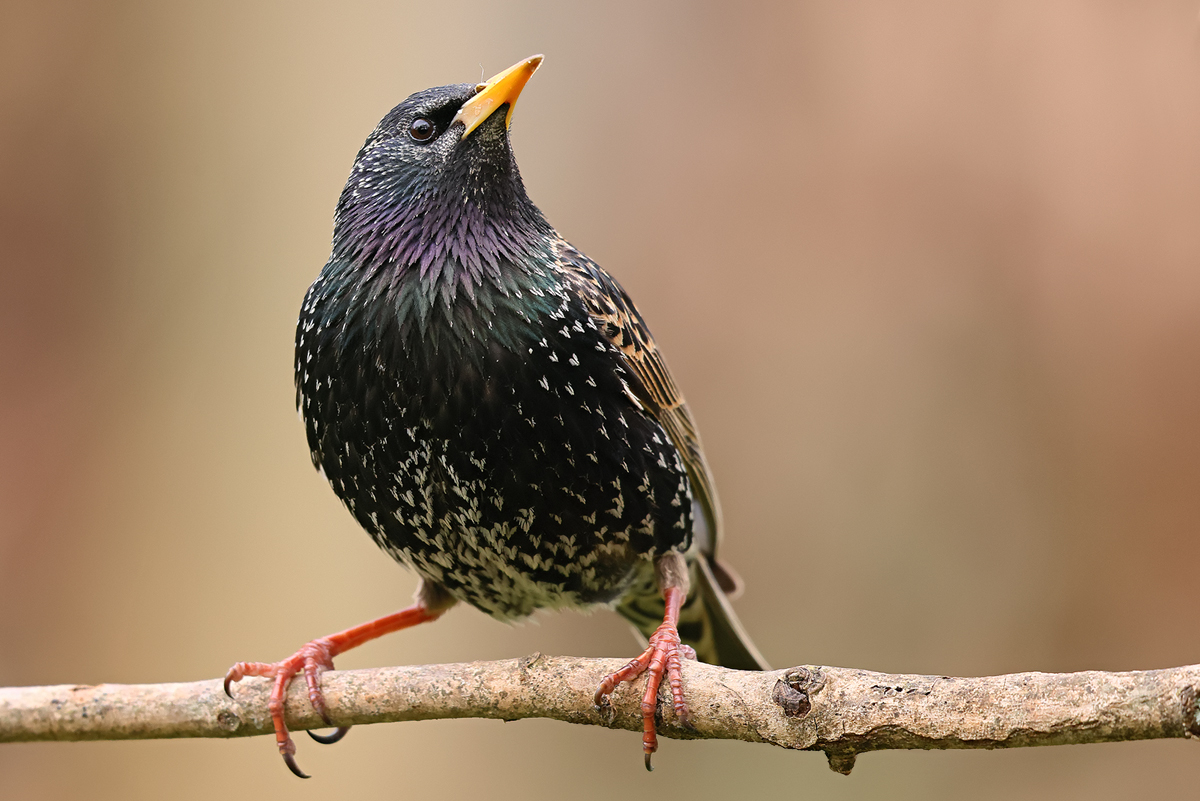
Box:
[3,656,1200,773]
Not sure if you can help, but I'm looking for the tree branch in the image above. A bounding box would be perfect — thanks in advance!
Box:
[3,656,1199,773]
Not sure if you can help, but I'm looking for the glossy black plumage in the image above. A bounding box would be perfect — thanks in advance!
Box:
[296,70,765,669]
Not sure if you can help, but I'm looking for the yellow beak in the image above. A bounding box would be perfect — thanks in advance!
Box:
[452,55,543,139]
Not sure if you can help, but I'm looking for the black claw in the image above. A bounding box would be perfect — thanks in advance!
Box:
[223,676,234,698]
[644,751,654,772]
[594,697,615,724]
[307,726,351,745]
[283,752,311,779]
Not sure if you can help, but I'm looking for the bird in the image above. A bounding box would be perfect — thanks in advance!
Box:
[224,54,768,778]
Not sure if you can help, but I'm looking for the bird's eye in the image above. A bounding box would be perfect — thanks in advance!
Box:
[408,118,436,142]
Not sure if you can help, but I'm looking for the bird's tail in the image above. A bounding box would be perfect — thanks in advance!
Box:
[616,556,770,671]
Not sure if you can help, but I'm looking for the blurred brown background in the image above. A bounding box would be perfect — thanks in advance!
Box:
[3,1,1200,798]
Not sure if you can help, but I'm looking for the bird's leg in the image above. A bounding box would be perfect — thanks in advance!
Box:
[594,552,696,771]
[224,580,456,778]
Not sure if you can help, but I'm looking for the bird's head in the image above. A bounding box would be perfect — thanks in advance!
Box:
[332,55,551,277]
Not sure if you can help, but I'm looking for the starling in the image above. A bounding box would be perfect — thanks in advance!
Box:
[225,55,768,777]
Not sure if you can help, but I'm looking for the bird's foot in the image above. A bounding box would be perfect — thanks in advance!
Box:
[222,597,451,778]
[224,638,349,779]
[594,620,697,771]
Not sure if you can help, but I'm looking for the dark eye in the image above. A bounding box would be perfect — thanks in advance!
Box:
[408,118,436,142]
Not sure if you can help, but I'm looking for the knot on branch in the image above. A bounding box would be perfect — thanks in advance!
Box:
[825,748,858,775]
[771,666,826,719]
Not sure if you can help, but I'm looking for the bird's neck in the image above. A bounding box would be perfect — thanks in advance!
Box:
[316,160,566,374]
[331,152,549,274]
[318,208,562,361]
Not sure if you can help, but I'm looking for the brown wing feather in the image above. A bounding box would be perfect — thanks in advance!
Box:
[551,240,724,556]
[551,241,767,670]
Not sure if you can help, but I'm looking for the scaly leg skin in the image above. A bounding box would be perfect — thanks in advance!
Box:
[224,581,455,778]
[595,581,697,771]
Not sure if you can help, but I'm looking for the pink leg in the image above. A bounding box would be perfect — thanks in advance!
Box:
[594,584,696,770]
[225,584,453,778]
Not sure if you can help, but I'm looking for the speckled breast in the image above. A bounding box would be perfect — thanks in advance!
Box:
[295,266,693,619]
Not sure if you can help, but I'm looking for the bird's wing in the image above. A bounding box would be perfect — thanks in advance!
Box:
[552,240,768,670]
[552,240,724,559]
